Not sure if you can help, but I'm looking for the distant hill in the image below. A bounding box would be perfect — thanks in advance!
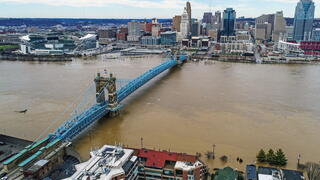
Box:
[0,18,172,27]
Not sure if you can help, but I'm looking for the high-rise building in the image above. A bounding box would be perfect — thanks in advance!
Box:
[255,14,275,41]
[191,21,200,36]
[312,28,320,41]
[293,0,315,41]
[203,12,213,24]
[215,11,222,24]
[172,15,182,32]
[180,7,190,39]
[151,18,161,37]
[186,1,192,33]
[221,8,236,37]
[127,21,142,42]
[272,11,287,42]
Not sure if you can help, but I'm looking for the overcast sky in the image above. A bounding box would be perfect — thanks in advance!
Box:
[0,0,319,19]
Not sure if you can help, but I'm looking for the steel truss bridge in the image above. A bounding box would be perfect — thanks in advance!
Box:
[2,55,187,171]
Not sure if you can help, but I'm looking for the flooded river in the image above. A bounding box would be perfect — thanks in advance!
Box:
[1,55,320,171]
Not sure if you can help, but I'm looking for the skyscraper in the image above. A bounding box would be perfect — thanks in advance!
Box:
[172,15,182,32]
[180,7,190,39]
[203,12,213,24]
[222,8,236,36]
[272,11,287,42]
[293,0,315,41]
[186,1,192,34]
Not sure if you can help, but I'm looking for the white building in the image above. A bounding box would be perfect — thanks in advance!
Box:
[127,21,142,42]
[180,7,190,40]
[66,145,138,180]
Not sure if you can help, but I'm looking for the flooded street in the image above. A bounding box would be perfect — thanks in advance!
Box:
[1,55,320,171]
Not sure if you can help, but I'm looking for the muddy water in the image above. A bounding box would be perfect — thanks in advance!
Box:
[1,55,320,171]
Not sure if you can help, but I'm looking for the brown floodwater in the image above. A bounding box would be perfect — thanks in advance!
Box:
[1,55,320,171]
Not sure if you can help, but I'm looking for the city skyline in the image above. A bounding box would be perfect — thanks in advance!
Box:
[0,0,320,19]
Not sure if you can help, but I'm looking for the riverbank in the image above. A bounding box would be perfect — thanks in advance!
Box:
[0,52,76,61]
[192,55,320,64]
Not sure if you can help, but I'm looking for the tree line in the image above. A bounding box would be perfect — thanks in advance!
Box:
[256,148,287,166]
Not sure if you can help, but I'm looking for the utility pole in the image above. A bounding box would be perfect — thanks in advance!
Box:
[140,137,144,149]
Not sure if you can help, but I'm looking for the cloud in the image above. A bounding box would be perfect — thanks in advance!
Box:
[0,0,210,9]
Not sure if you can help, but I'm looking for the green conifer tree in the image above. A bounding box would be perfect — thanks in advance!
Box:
[256,149,266,163]
[275,149,287,166]
[266,149,276,165]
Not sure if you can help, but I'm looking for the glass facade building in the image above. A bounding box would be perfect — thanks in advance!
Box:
[293,0,315,41]
[222,8,236,37]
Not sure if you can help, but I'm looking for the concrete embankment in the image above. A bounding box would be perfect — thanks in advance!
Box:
[0,53,74,61]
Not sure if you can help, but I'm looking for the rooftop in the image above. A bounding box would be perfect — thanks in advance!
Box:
[137,149,197,169]
[67,145,136,180]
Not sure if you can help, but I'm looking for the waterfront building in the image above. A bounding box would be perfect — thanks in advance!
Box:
[203,12,214,24]
[141,36,160,45]
[272,11,287,42]
[300,41,320,55]
[19,34,77,55]
[214,167,238,180]
[144,22,153,33]
[98,28,117,44]
[78,34,99,51]
[117,27,128,41]
[277,40,303,54]
[67,145,138,180]
[293,0,315,41]
[221,8,236,37]
[236,31,251,43]
[160,31,177,45]
[246,164,257,180]
[127,21,142,42]
[312,28,320,41]
[172,15,182,32]
[258,166,282,180]
[220,41,254,54]
[180,7,190,39]
[136,148,207,180]
[151,18,161,37]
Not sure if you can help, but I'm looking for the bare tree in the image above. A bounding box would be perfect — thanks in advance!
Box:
[305,162,320,180]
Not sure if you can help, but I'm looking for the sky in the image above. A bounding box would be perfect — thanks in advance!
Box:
[0,0,319,19]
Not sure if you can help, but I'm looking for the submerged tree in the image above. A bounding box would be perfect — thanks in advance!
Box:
[266,149,276,165]
[274,149,287,166]
[257,149,266,163]
[305,162,320,180]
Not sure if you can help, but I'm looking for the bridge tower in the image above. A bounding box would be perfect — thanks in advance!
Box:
[106,73,120,117]
[94,72,120,117]
[94,73,107,104]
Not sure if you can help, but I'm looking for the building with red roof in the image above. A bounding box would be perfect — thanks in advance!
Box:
[135,148,207,180]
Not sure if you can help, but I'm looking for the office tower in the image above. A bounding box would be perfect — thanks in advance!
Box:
[180,7,190,39]
[221,8,236,36]
[127,21,142,42]
[172,15,181,32]
[203,12,213,24]
[186,1,192,33]
[293,0,315,41]
[272,11,287,42]
[255,14,275,41]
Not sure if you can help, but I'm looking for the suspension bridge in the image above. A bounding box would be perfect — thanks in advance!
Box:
[2,55,187,174]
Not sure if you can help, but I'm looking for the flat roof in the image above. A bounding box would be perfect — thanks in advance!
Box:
[137,149,197,169]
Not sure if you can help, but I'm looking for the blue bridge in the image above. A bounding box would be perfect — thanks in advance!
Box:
[2,55,187,171]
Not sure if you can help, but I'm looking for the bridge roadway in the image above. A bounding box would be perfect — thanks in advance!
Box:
[2,55,187,173]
